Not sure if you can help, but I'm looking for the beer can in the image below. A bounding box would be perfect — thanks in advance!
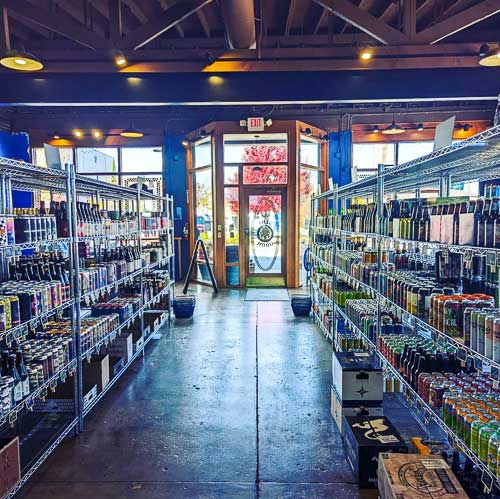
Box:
[477,311,488,356]
[443,300,461,338]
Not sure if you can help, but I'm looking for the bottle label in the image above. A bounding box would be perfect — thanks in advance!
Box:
[13,382,23,403]
[22,378,30,397]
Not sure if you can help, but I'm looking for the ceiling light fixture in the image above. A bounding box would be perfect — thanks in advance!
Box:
[360,49,373,61]
[0,50,44,71]
[73,130,83,138]
[120,125,144,138]
[93,130,101,139]
[304,127,313,136]
[417,123,424,132]
[463,123,471,131]
[479,44,500,66]
[199,129,208,138]
[53,133,61,140]
[382,120,405,135]
[114,51,127,67]
[479,44,490,57]
[181,139,189,148]
[372,125,380,133]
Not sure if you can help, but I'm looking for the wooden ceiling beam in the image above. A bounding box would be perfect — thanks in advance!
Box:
[196,8,210,37]
[284,0,297,36]
[379,1,399,25]
[108,0,123,42]
[435,0,481,22]
[313,8,328,34]
[416,0,500,43]
[313,0,410,44]
[158,0,185,38]
[403,0,416,38]
[0,7,9,51]
[0,0,109,49]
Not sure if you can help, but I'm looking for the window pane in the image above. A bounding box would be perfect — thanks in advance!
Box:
[224,166,239,185]
[80,174,119,185]
[243,165,287,184]
[194,139,212,168]
[76,148,118,174]
[122,147,162,172]
[32,147,74,168]
[225,186,239,259]
[300,137,320,167]
[194,169,214,269]
[398,141,434,165]
[352,143,395,180]
[299,169,320,285]
[224,133,287,163]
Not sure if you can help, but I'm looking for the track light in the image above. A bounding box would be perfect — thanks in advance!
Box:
[120,125,144,138]
[359,48,373,61]
[321,134,330,141]
[463,123,471,132]
[0,50,44,71]
[479,44,500,66]
[304,127,312,136]
[265,118,273,127]
[199,129,208,138]
[114,51,127,67]
[417,123,424,132]
[479,44,490,57]
[382,120,405,135]
[372,125,380,133]
[181,139,189,148]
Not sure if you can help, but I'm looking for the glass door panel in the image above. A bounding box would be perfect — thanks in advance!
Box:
[247,191,285,279]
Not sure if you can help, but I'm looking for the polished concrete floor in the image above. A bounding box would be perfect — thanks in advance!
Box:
[18,287,359,499]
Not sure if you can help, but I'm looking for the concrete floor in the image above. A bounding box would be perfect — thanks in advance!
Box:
[18,287,359,499]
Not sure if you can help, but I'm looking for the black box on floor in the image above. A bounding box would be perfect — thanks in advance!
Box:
[343,415,407,489]
[109,355,125,377]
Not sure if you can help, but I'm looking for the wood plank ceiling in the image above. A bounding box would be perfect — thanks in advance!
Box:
[0,0,499,71]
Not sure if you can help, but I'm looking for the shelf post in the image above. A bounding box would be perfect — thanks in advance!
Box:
[67,163,83,433]
[376,164,385,348]
[136,181,145,358]
[332,185,339,349]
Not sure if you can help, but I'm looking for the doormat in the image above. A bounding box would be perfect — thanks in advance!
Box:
[245,288,290,301]
[246,276,286,287]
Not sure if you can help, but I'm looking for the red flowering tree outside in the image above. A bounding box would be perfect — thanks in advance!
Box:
[243,144,287,163]
[249,195,281,216]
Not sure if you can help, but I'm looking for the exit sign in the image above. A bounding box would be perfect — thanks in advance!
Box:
[247,117,264,132]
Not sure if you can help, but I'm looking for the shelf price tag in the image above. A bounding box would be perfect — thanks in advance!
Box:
[9,410,17,425]
[483,361,491,375]
[5,331,13,347]
[25,397,34,411]
[86,351,92,363]
[60,370,67,383]
[40,387,47,400]
[487,251,496,268]
[49,380,57,392]
[30,319,38,331]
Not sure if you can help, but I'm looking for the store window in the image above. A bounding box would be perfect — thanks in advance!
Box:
[300,137,321,167]
[242,164,287,184]
[398,141,434,165]
[352,143,396,180]
[194,168,214,274]
[121,147,162,173]
[223,133,288,164]
[194,138,212,168]
[32,147,74,168]
[224,187,239,286]
[224,166,238,185]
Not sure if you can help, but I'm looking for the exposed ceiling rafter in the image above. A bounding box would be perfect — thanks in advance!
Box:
[0,0,109,49]
[313,0,410,45]
[416,0,500,43]
[0,7,9,51]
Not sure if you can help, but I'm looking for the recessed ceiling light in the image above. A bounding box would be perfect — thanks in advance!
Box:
[0,50,44,71]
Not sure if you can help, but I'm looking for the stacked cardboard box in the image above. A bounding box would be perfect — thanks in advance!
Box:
[378,453,468,499]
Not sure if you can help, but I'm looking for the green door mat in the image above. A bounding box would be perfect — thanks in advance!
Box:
[245,288,290,301]
[246,276,286,287]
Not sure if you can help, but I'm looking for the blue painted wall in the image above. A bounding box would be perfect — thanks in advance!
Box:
[164,133,189,281]
[328,131,352,212]
[0,130,32,208]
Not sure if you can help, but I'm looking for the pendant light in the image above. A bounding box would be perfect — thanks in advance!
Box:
[120,125,144,138]
[0,50,43,71]
[479,44,500,66]
[382,116,405,135]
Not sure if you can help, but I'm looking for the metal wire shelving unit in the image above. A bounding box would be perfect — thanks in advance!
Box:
[308,125,500,493]
[0,157,176,499]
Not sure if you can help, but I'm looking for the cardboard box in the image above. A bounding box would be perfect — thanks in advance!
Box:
[107,332,133,363]
[83,354,110,392]
[343,415,408,489]
[330,385,382,433]
[0,437,20,498]
[377,453,468,499]
[332,351,383,406]
[109,356,125,377]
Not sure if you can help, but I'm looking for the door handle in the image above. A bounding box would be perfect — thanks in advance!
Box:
[244,228,249,236]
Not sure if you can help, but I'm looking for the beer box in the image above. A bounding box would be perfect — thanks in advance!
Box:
[343,415,408,489]
[83,354,110,392]
[107,332,133,363]
[377,453,468,499]
[330,385,382,433]
[332,351,383,406]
